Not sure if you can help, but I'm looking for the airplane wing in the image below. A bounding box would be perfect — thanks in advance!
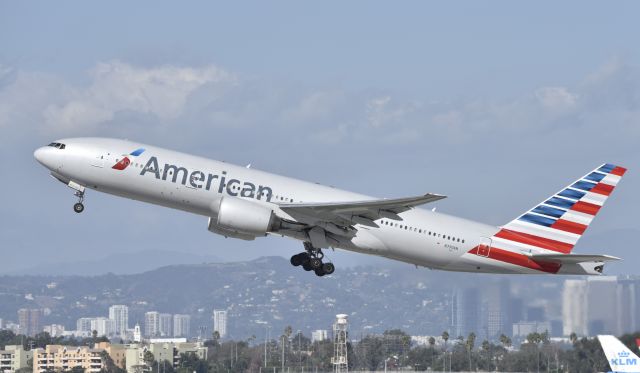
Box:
[529,253,621,264]
[278,193,446,229]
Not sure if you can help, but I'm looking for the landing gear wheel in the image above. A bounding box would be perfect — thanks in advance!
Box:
[322,262,335,275]
[290,253,309,267]
[73,203,85,213]
[314,267,326,277]
[309,257,323,270]
[302,262,313,271]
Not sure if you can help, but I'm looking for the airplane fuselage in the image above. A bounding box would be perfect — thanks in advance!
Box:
[34,138,623,275]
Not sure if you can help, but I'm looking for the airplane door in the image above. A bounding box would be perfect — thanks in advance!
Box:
[478,237,492,257]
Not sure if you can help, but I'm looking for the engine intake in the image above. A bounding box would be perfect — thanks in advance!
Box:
[208,197,276,240]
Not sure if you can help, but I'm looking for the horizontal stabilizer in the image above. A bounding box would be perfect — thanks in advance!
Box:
[529,253,621,264]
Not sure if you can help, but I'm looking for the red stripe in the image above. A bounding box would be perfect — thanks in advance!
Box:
[570,201,601,216]
[493,229,573,254]
[611,166,627,176]
[590,182,614,196]
[468,246,561,273]
[551,219,587,235]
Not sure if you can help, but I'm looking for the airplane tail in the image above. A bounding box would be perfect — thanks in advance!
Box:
[493,163,626,256]
[598,335,640,373]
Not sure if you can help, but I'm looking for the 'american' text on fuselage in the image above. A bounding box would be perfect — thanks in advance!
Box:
[140,156,273,201]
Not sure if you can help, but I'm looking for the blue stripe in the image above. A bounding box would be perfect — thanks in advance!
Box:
[518,213,556,227]
[545,197,576,209]
[571,180,596,192]
[130,148,146,156]
[598,163,615,173]
[532,205,565,218]
[558,188,585,200]
[584,172,606,183]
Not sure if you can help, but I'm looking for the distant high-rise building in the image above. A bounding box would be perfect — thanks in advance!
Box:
[173,315,191,338]
[145,312,160,337]
[159,314,172,337]
[108,305,129,337]
[17,309,42,337]
[0,318,4,330]
[452,287,480,338]
[484,280,511,339]
[586,277,618,335]
[90,317,115,337]
[616,277,640,334]
[76,318,94,332]
[212,310,227,339]
[562,279,588,336]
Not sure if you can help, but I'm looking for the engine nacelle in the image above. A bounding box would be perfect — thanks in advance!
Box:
[208,197,276,240]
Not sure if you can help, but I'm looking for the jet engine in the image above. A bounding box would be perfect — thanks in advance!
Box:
[208,197,276,240]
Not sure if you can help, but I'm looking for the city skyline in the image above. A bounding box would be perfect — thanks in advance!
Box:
[2,273,638,342]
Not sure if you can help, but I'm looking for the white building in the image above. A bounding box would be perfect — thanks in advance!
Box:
[213,310,227,338]
[159,314,172,337]
[77,317,95,333]
[512,321,552,338]
[133,323,142,343]
[173,315,191,338]
[91,317,115,337]
[311,329,328,343]
[145,312,160,337]
[0,345,33,373]
[109,305,129,337]
[42,324,65,337]
[562,279,588,336]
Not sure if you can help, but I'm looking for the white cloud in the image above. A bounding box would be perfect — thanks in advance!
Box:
[0,58,638,153]
[535,86,578,111]
[42,61,235,130]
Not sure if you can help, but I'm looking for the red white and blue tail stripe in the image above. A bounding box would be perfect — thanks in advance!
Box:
[497,163,626,255]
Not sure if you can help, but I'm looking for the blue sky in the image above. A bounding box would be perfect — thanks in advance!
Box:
[1,1,639,274]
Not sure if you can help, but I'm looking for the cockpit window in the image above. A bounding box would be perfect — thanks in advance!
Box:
[48,142,66,149]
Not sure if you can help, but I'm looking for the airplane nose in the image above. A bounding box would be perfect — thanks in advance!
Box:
[34,147,46,165]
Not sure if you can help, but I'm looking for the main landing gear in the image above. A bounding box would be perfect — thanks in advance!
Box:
[290,242,335,277]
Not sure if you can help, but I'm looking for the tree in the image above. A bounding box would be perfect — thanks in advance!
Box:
[428,336,436,368]
[441,331,449,350]
[465,332,476,371]
[499,333,512,349]
[143,350,155,369]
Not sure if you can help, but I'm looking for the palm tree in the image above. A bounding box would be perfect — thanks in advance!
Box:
[441,330,450,371]
[466,332,476,372]
[428,336,436,368]
[441,331,449,350]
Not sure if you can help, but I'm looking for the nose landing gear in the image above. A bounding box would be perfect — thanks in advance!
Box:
[290,242,335,276]
[73,190,85,213]
[66,181,86,213]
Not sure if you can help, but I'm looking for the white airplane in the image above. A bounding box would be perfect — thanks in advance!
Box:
[34,138,626,276]
[598,335,640,373]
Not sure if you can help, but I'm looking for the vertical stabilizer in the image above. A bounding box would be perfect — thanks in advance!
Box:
[598,335,640,373]
[495,163,626,255]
